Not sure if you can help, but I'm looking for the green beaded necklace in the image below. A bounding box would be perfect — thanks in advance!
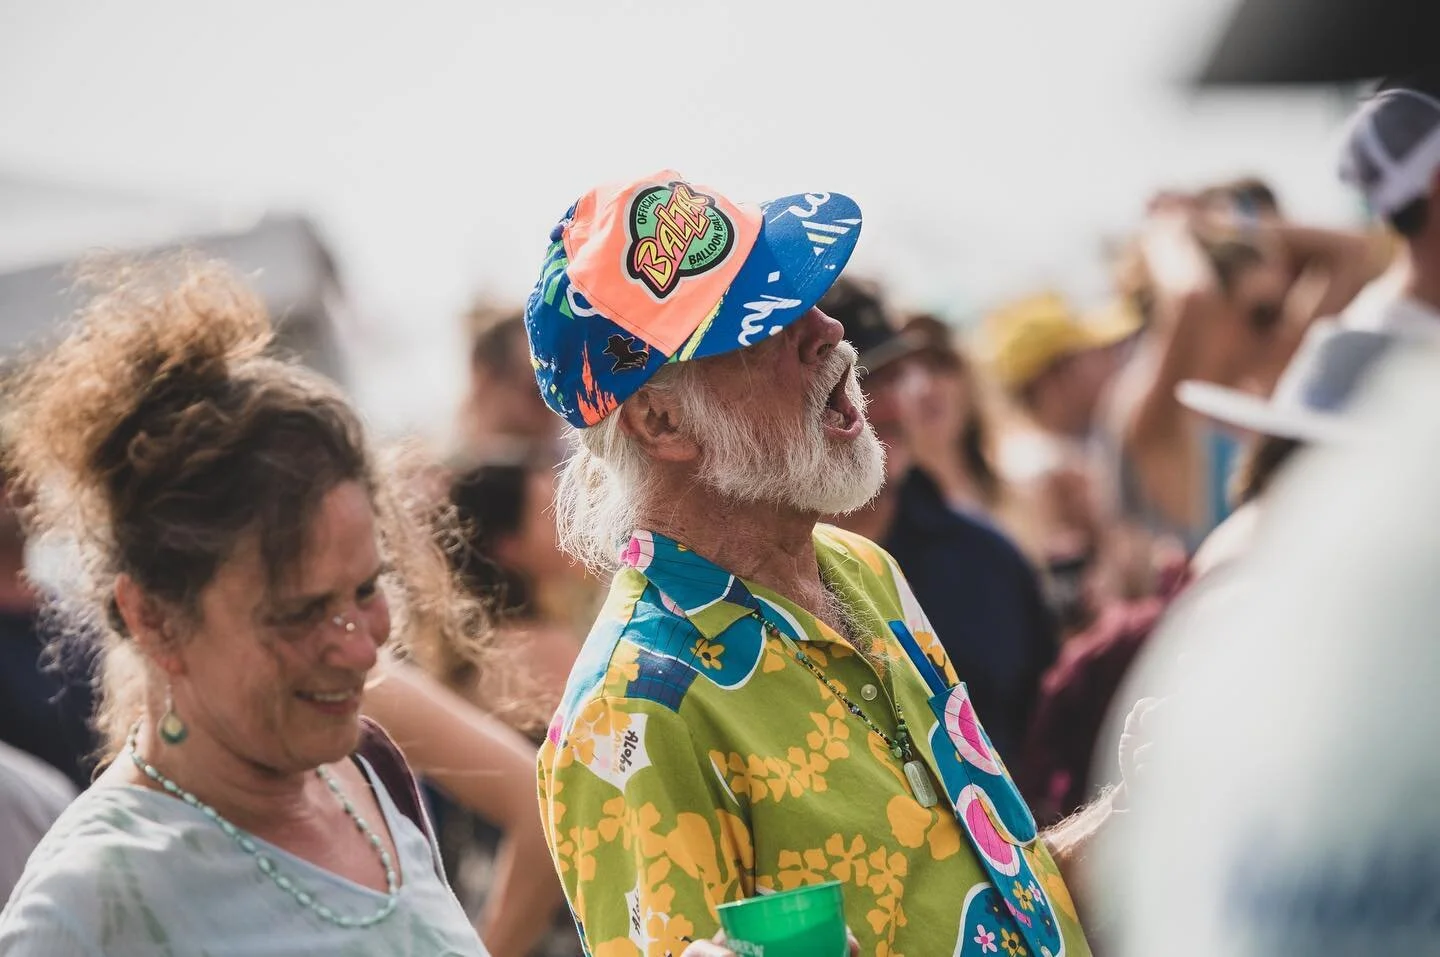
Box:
[752,612,939,807]
[124,724,400,929]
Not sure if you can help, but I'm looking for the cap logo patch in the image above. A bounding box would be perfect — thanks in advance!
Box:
[626,181,735,299]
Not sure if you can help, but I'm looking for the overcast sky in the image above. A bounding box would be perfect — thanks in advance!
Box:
[0,0,1369,439]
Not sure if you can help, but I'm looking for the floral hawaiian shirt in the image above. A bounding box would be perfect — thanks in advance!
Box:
[537,526,1092,957]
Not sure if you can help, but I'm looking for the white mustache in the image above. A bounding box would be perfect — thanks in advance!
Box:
[809,341,861,415]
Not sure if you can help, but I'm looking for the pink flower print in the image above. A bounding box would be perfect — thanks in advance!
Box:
[974,924,999,952]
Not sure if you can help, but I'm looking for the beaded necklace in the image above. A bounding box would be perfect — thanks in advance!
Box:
[124,724,399,929]
[752,612,939,807]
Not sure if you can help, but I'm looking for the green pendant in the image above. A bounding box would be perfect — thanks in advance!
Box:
[159,710,188,745]
[904,760,940,808]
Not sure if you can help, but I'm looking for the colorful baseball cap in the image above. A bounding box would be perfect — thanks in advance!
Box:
[524,170,863,427]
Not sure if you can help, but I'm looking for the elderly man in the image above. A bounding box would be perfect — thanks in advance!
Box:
[528,171,1112,957]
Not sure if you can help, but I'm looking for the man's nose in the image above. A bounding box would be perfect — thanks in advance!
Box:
[794,307,846,365]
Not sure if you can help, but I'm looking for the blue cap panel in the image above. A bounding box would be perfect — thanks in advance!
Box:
[525,234,671,428]
[680,192,863,361]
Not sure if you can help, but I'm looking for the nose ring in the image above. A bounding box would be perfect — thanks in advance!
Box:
[331,615,357,634]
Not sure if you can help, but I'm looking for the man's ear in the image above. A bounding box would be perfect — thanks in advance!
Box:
[617,387,701,464]
[113,574,185,677]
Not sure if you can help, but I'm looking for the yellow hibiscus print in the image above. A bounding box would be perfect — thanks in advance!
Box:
[711,751,772,804]
[551,829,576,877]
[663,811,752,905]
[644,912,695,957]
[691,637,725,670]
[805,710,852,761]
[886,795,961,861]
[787,748,831,794]
[711,750,827,804]
[865,847,908,900]
[638,858,675,916]
[761,639,787,673]
[604,655,640,686]
[565,699,634,768]
[823,834,870,886]
[867,888,908,954]
[567,825,601,882]
[1012,880,1035,912]
[1041,867,1079,922]
[763,755,803,800]
[1000,928,1027,956]
[776,847,830,889]
[627,801,666,859]
[597,795,629,844]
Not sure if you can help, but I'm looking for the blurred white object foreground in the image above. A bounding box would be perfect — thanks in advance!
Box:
[1095,344,1440,956]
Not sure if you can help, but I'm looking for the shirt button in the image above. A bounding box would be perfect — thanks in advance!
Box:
[861,683,879,701]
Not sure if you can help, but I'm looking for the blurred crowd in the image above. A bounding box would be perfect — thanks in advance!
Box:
[3,65,1440,957]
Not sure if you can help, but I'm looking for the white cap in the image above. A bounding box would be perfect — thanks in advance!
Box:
[1176,321,1395,443]
[1339,80,1440,217]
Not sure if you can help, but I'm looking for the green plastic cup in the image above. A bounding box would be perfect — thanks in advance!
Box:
[716,881,847,956]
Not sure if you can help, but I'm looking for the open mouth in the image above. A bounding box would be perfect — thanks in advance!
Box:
[822,368,864,439]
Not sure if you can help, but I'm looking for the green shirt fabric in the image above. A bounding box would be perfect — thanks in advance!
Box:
[538,525,1091,957]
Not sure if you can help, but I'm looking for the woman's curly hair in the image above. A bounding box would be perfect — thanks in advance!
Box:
[3,254,490,757]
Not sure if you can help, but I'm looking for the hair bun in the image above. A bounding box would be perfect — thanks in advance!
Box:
[5,254,275,525]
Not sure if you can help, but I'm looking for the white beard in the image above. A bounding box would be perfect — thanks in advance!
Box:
[688,347,886,516]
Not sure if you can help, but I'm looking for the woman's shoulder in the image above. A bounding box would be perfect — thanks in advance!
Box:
[58,779,177,827]
[16,785,184,883]
[0,786,189,951]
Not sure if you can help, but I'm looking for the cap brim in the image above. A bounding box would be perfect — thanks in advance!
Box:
[1176,381,1356,443]
[677,192,862,361]
[859,333,928,376]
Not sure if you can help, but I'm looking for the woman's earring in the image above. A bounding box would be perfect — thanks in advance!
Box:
[159,682,188,745]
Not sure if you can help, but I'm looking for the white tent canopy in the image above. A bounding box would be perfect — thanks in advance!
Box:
[0,172,348,384]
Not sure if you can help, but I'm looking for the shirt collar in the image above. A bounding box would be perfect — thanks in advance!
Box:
[618,529,759,640]
[618,528,871,644]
